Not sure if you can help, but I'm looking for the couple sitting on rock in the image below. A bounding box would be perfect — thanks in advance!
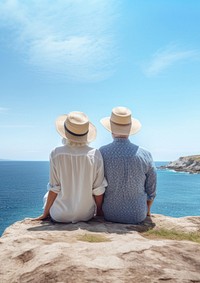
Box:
[34,106,157,224]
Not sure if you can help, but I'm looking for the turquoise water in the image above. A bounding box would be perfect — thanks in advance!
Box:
[0,161,200,236]
[154,162,200,217]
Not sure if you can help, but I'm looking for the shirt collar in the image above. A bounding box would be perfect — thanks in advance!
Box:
[113,137,130,143]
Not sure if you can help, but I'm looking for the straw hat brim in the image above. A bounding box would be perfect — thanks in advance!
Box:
[100,117,141,136]
[56,114,97,143]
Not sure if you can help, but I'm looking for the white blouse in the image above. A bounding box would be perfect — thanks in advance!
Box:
[44,144,107,223]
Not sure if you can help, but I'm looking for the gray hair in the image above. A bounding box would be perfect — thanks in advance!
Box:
[62,138,88,147]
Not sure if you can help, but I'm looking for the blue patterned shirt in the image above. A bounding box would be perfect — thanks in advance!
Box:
[99,138,157,224]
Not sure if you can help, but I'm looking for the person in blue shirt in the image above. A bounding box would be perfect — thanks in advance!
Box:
[99,106,157,224]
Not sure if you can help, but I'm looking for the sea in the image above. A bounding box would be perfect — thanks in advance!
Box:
[0,161,200,236]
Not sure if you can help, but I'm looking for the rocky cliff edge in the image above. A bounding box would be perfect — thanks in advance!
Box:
[0,215,200,283]
[160,155,200,174]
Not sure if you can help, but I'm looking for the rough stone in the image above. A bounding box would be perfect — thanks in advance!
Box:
[0,214,200,283]
[159,155,200,174]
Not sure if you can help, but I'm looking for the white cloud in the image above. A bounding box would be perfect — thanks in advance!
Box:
[0,0,118,82]
[143,45,199,77]
[0,125,33,128]
[29,35,114,81]
[0,107,9,113]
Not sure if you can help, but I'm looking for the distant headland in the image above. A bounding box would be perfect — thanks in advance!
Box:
[160,155,200,174]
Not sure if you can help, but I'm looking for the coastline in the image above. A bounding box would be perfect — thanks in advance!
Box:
[159,155,200,174]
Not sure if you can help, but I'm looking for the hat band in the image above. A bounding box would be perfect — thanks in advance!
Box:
[64,124,89,137]
[111,120,132,126]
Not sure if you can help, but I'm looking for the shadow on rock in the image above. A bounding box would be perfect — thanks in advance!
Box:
[27,216,156,234]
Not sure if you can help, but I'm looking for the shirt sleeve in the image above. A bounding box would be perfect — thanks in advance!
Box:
[47,152,61,194]
[92,150,108,196]
[145,153,157,200]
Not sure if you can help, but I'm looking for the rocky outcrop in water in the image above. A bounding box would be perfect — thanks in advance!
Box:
[160,155,200,174]
[0,215,200,283]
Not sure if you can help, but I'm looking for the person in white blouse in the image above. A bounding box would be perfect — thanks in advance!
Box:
[35,111,107,223]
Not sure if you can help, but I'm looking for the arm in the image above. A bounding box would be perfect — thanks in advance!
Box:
[94,194,104,216]
[147,200,153,216]
[34,190,58,220]
[92,150,108,216]
[33,152,60,221]
[145,154,157,216]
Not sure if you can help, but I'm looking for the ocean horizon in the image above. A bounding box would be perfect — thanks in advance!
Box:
[0,160,200,236]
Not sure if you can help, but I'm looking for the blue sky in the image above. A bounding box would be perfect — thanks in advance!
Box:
[0,0,199,161]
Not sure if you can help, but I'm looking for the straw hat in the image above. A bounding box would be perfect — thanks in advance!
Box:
[56,111,96,143]
[100,106,141,136]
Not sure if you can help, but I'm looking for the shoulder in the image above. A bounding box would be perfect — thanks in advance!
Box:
[88,147,104,161]
[136,146,154,162]
[99,142,113,153]
[50,145,67,159]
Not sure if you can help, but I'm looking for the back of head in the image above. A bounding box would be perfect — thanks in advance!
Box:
[55,111,97,144]
[100,106,142,136]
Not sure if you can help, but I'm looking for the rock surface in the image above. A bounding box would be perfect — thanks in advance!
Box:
[160,155,200,174]
[0,214,200,283]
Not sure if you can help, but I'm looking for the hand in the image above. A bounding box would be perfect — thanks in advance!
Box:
[96,208,104,217]
[31,214,50,221]
[147,211,151,217]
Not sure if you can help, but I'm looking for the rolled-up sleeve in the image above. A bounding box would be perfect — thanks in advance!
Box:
[48,152,61,194]
[145,154,157,200]
[92,151,108,196]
